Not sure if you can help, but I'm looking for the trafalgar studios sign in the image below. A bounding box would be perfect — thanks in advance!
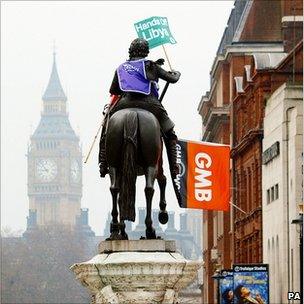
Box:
[218,265,270,304]
[134,16,177,49]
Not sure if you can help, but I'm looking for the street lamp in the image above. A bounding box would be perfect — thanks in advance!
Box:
[291,213,303,304]
[212,269,225,304]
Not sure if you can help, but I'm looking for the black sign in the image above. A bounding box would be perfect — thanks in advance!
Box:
[262,141,280,165]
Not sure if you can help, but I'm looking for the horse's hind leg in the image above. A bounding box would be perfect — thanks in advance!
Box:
[156,144,168,225]
[118,198,128,240]
[119,220,128,240]
[107,166,121,240]
[145,166,157,239]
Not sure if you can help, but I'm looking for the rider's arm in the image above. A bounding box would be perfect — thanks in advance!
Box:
[157,65,181,83]
[145,61,181,84]
[109,71,123,95]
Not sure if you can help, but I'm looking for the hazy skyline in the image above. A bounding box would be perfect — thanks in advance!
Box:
[1,1,234,234]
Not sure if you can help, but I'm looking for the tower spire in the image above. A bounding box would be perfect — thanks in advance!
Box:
[42,47,67,102]
[53,40,56,61]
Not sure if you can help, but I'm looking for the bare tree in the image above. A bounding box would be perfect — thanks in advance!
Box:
[1,226,92,304]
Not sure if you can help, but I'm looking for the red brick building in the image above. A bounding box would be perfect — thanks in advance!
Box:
[198,0,303,302]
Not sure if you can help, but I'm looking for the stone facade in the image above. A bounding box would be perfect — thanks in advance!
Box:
[262,84,303,303]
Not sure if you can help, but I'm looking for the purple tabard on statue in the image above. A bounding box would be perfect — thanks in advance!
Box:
[117,60,159,97]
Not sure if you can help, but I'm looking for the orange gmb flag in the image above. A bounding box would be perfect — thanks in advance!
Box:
[174,139,230,211]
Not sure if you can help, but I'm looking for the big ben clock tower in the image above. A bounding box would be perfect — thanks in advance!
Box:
[27,52,83,228]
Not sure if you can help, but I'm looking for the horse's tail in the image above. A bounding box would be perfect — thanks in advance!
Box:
[120,111,138,222]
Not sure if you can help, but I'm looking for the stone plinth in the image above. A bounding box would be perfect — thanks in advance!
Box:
[99,239,176,253]
[70,240,202,304]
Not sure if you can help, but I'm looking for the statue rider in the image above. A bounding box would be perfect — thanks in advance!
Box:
[98,38,181,179]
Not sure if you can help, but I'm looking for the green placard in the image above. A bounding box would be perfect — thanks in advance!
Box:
[134,16,177,49]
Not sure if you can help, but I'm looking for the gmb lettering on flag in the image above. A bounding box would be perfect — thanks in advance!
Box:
[174,139,230,211]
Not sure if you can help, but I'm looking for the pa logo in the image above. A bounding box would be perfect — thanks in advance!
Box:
[288,292,301,301]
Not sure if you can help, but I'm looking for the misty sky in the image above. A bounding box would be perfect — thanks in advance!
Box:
[1,1,234,235]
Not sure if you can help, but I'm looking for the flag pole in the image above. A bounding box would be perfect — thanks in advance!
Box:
[161,44,172,71]
[84,118,104,164]
[159,44,173,102]
[84,96,120,164]
[159,82,170,102]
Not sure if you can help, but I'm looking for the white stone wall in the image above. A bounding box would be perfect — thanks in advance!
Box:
[262,83,303,303]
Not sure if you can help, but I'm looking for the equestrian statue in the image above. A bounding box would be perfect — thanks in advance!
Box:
[98,38,181,240]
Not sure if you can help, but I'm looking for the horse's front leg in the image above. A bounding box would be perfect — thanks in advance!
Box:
[107,166,120,240]
[145,166,157,239]
[157,174,168,225]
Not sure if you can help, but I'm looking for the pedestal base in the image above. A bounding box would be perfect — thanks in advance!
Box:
[71,240,202,304]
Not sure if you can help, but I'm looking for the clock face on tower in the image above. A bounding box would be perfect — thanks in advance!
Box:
[70,159,80,183]
[36,158,57,182]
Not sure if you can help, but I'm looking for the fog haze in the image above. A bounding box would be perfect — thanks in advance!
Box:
[1,1,233,234]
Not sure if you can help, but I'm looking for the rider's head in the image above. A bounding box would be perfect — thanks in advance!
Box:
[129,38,149,59]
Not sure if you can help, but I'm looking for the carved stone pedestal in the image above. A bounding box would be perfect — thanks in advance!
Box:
[70,240,202,304]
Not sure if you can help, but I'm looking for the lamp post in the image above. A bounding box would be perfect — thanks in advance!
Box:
[212,270,225,304]
[291,213,303,304]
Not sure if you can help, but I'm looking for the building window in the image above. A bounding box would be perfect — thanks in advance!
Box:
[248,237,253,263]
[248,169,252,211]
[271,186,275,202]
[267,189,270,204]
[267,184,279,204]
[218,212,223,236]
[243,172,247,212]
[275,184,279,200]
[213,213,217,247]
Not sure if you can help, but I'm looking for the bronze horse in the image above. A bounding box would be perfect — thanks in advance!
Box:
[105,108,169,240]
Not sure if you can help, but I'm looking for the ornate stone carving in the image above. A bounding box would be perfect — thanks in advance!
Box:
[96,285,119,304]
[71,240,202,304]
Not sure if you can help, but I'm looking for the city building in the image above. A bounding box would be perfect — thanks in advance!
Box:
[184,209,202,258]
[197,0,303,302]
[24,52,94,235]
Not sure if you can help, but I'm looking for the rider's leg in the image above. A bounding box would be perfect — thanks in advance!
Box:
[163,128,179,175]
[98,126,108,177]
[98,100,122,178]
[145,102,179,176]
